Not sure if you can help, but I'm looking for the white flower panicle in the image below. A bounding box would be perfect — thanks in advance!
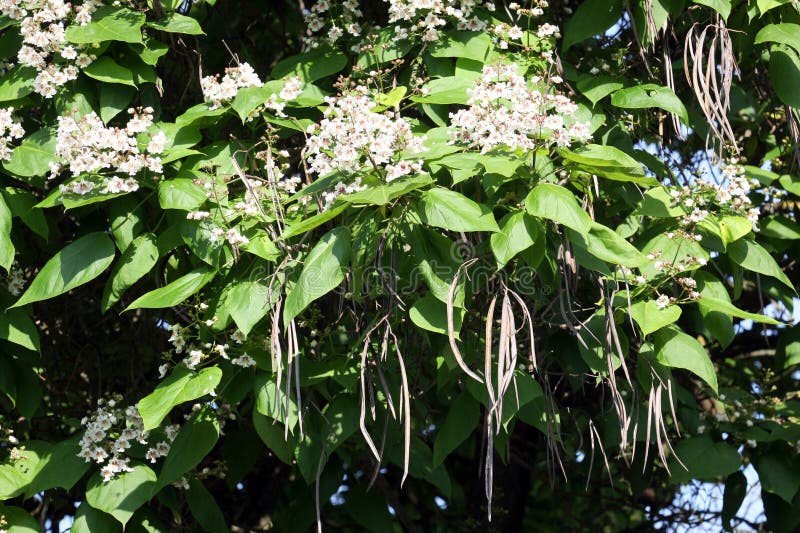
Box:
[302,0,363,46]
[385,0,496,42]
[304,86,427,208]
[0,107,24,161]
[200,62,263,109]
[667,161,762,230]
[5,265,25,296]
[51,108,163,192]
[0,0,100,97]
[304,0,497,48]
[258,77,304,118]
[78,399,163,482]
[449,63,591,153]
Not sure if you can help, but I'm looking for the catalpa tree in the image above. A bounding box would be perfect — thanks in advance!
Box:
[1,0,799,531]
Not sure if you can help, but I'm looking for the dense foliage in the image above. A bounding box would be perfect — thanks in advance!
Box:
[1,0,800,531]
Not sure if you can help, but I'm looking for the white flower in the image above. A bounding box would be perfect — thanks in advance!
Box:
[449,63,589,154]
[655,294,671,309]
[201,62,263,109]
[232,353,256,368]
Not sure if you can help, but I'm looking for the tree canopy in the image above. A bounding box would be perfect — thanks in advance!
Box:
[1,0,800,531]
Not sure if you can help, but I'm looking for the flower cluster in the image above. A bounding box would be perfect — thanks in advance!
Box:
[449,63,592,153]
[0,0,99,97]
[262,76,304,117]
[78,397,176,481]
[304,86,426,207]
[667,162,762,230]
[209,226,249,246]
[50,108,163,190]
[200,62,263,109]
[302,0,364,47]
[162,317,256,376]
[5,265,25,296]
[385,0,496,42]
[0,107,25,161]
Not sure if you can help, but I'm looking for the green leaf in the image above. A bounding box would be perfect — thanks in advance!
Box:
[570,222,647,267]
[640,233,709,278]
[490,211,541,268]
[576,74,624,105]
[668,436,740,483]
[271,45,347,83]
[12,233,115,308]
[158,178,207,210]
[82,56,137,87]
[3,129,58,180]
[433,392,479,467]
[0,65,34,102]
[280,202,347,240]
[559,144,654,184]
[755,23,800,54]
[241,234,281,262]
[611,84,689,124]
[429,31,495,62]
[755,454,800,503]
[721,471,748,531]
[525,183,591,234]
[0,505,41,533]
[728,239,794,290]
[230,81,282,122]
[718,216,752,246]
[136,36,169,65]
[418,187,499,233]
[0,445,44,499]
[629,300,682,336]
[406,226,465,307]
[186,478,228,533]
[98,83,135,123]
[101,233,159,312]
[284,227,351,326]
[576,309,625,373]
[761,216,800,240]
[109,196,144,253]
[409,293,465,337]
[411,76,473,105]
[374,86,407,108]
[0,192,12,271]
[2,188,48,239]
[562,0,624,51]
[356,26,414,66]
[779,174,800,197]
[26,436,89,496]
[777,326,800,369]
[692,0,732,19]
[0,309,40,352]
[655,326,718,393]
[85,465,156,526]
[252,411,296,464]
[65,6,145,44]
[153,407,219,494]
[757,0,793,15]
[342,173,433,206]
[697,295,779,325]
[768,45,800,109]
[254,373,299,432]
[146,13,204,34]
[694,271,735,348]
[72,501,120,533]
[137,365,222,430]
[124,266,215,311]
[227,280,276,335]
